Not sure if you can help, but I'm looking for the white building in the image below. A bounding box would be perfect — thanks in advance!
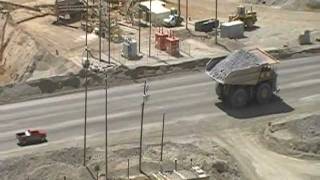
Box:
[139,0,171,25]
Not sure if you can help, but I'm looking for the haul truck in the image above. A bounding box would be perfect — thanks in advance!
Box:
[206,48,279,108]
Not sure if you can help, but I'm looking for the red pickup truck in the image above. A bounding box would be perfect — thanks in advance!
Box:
[16,129,47,146]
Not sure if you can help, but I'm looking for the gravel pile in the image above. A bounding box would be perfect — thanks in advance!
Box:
[290,115,320,140]
[207,49,262,82]
[265,115,320,159]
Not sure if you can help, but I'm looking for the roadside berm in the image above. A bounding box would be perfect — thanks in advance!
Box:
[1,45,320,105]
[263,114,320,160]
[0,141,241,180]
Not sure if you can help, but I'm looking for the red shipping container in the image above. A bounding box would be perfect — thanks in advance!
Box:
[166,36,180,57]
[155,31,168,51]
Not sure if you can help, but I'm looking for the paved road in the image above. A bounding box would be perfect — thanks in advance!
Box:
[1,56,320,179]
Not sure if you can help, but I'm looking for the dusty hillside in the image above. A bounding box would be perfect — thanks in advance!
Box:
[245,0,320,11]
[0,141,242,180]
[0,23,78,86]
[0,25,39,85]
[264,115,320,159]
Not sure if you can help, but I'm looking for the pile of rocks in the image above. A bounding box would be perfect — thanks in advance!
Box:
[207,49,261,82]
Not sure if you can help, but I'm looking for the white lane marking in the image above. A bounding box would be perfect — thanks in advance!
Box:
[1,74,320,121]
[0,112,225,156]
[280,70,320,84]
[299,94,320,102]
[1,91,209,125]
[0,110,135,139]
[1,56,319,111]
[0,97,215,140]
[279,63,320,75]
[0,74,208,111]
[0,82,211,119]
[281,79,320,90]
[278,56,320,69]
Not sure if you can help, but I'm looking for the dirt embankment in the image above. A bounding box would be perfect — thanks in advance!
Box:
[1,44,320,105]
[263,115,320,160]
[245,0,320,11]
[0,141,242,180]
[0,26,37,85]
[0,21,78,87]
[0,56,214,104]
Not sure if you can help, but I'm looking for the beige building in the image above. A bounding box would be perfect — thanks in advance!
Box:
[139,0,171,26]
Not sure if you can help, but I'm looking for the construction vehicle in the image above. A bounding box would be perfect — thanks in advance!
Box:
[55,0,86,22]
[195,18,219,33]
[229,5,257,29]
[163,8,183,27]
[16,129,47,146]
[206,48,279,108]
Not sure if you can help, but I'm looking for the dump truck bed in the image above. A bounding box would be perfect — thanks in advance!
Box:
[206,48,279,85]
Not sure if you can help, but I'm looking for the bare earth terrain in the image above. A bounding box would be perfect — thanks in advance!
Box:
[0,0,320,180]
[1,56,320,179]
[1,0,320,86]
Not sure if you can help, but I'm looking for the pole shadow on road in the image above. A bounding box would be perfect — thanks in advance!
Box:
[215,96,294,119]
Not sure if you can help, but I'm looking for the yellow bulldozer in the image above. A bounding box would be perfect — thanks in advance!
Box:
[229,5,257,29]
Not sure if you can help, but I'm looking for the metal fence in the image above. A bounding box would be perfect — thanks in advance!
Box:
[98,28,194,67]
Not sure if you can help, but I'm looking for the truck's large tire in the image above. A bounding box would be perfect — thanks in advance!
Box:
[215,83,224,100]
[256,83,272,104]
[229,87,248,108]
[19,140,27,146]
[41,137,46,143]
[246,19,254,29]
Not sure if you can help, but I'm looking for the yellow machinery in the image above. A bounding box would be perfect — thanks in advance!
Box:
[229,5,257,29]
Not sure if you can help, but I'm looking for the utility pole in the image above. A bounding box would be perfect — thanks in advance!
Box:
[83,0,90,167]
[160,113,165,161]
[215,0,218,44]
[138,7,141,53]
[148,0,152,57]
[99,0,102,62]
[139,80,149,172]
[105,74,108,179]
[127,159,130,179]
[108,0,111,64]
[178,0,181,16]
[100,0,108,177]
[186,0,188,29]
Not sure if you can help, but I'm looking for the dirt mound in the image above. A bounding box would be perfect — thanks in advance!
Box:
[0,26,38,85]
[245,0,320,11]
[263,115,320,159]
[308,0,320,8]
[291,116,320,139]
[0,22,79,87]
[0,141,241,180]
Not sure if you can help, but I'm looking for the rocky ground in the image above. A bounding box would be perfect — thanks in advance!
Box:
[263,114,320,159]
[1,0,320,87]
[1,1,320,180]
[245,0,320,11]
[0,141,241,180]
